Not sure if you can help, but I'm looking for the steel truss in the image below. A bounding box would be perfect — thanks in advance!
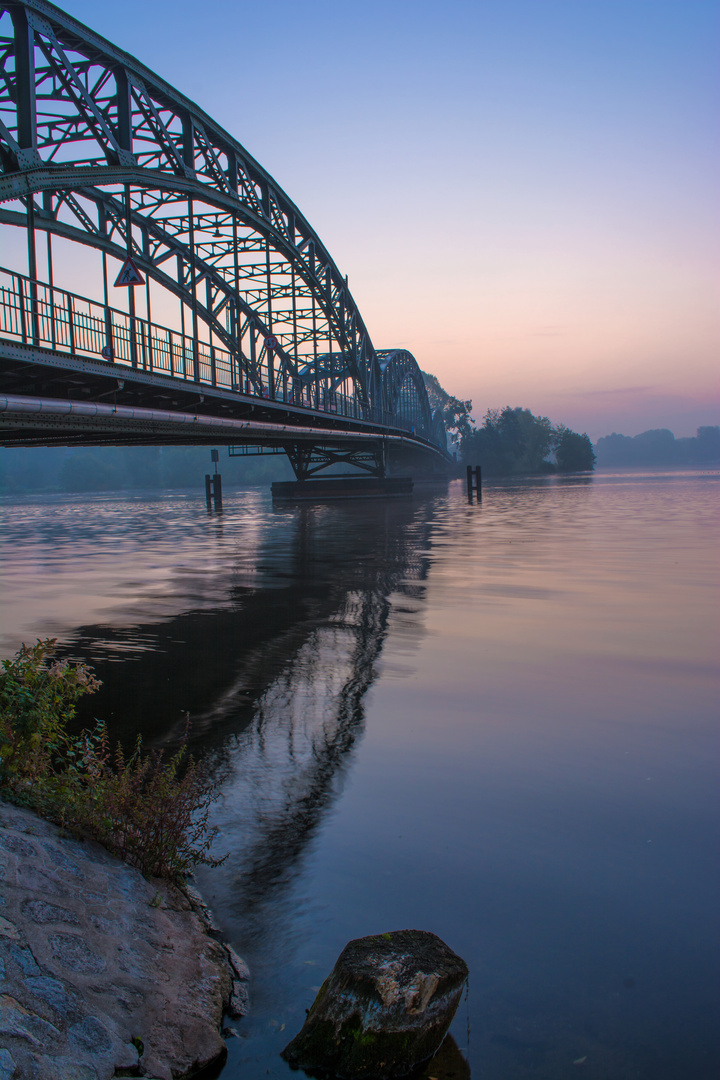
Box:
[0,0,447,464]
[283,443,387,482]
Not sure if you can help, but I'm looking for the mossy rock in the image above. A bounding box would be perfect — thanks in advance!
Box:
[282,929,468,1078]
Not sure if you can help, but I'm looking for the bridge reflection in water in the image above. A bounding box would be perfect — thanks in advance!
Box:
[0,478,465,1072]
[47,492,434,934]
[39,489,457,1071]
[188,497,469,1076]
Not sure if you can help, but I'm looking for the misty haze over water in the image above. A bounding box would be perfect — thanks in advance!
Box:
[1,424,718,496]
[0,470,718,1080]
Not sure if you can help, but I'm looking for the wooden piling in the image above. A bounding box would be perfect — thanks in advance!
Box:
[205,473,223,511]
[212,472,222,511]
[466,465,482,502]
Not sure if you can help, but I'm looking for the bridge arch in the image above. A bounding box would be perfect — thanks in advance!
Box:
[0,0,446,458]
[377,351,433,442]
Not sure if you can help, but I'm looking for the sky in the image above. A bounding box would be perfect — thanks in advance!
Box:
[34,1,720,437]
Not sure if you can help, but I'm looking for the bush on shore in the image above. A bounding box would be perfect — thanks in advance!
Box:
[0,639,223,882]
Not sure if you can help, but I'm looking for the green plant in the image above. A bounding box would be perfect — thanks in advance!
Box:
[63,723,225,881]
[0,639,224,882]
[0,638,101,784]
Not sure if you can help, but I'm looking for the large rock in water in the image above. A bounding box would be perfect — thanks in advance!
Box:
[282,930,468,1078]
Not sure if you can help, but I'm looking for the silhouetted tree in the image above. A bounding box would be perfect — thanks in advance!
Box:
[422,371,474,440]
[461,406,556,475]
[554,427,596,472]
[460,407,597,475]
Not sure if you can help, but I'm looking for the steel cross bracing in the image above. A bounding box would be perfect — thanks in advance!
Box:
[0,0,448,469]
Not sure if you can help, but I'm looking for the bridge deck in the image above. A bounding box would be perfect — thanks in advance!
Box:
[0,1,450,471]
[0,268,447,466]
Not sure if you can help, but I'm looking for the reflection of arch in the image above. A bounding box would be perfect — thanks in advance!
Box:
[0,0,444,449]
[224,586,391,909]
[190,500,434,931]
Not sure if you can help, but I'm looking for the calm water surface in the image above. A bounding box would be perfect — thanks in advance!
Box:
[1,471,718,1080]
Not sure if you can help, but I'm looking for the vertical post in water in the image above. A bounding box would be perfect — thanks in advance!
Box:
[206,450,223,511]
[467,464,482,502]
[212,473,222,511]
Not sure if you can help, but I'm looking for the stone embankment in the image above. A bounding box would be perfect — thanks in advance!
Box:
[0,800,248,1080]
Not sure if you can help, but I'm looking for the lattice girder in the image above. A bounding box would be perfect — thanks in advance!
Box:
[0,0,445,448]
[377,350,433,441]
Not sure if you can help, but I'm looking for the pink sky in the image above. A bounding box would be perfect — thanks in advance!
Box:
[14,0,720,439]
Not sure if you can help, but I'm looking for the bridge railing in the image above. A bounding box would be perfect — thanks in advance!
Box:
[0,267,409,432]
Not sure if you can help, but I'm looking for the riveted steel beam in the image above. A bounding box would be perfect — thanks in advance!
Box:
[0,0,447,458]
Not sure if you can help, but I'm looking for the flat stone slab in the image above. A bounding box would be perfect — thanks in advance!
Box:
[0,799,242,1080]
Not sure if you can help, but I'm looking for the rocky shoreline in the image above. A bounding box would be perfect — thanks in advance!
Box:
[0,799,248,1080]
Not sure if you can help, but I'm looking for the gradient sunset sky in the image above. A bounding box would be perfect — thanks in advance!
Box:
[59,0,718,438]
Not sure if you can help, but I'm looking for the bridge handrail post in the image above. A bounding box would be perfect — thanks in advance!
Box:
[28,276,39,347]
[210,343,216,387]
[66,292,75,355]
[103,299,112,359]
[138,319,146,370]
[49,280,57,352]
[147,318,154,373]
[128,288,138,369]
[16,274,27,344]
[267,347,275,400]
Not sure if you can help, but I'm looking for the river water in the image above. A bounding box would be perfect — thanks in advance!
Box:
[0,470,718,1080]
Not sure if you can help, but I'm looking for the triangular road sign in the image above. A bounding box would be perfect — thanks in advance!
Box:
[114,257,145,287]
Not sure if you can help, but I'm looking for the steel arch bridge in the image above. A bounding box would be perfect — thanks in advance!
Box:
[0,0,449,480]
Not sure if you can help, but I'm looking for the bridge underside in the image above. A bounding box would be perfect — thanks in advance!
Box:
[0,349,450,490]
[0,341,391,446]
[0,339,445,473]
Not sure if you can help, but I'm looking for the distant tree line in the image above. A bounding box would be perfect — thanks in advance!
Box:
[594,426,720,467]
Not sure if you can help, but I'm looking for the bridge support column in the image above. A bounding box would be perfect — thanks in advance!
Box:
[272,441,412,501]
[466,465,482,502]
[284,443,386,482]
